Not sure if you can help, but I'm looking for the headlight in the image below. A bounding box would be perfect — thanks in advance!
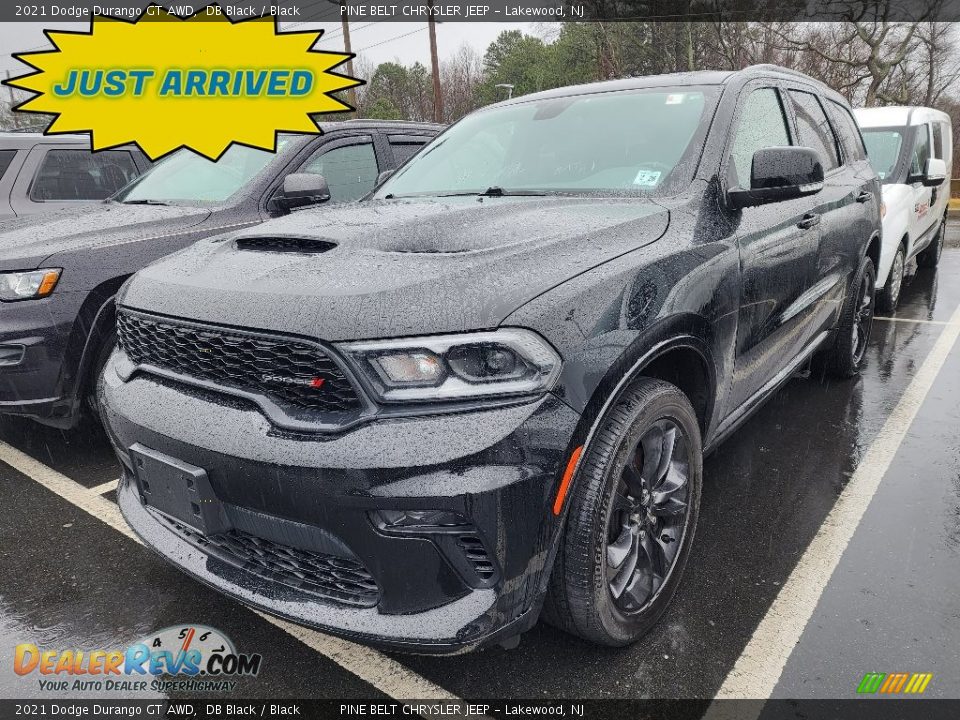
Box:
[0,269,61,301]
[338,328,561,403]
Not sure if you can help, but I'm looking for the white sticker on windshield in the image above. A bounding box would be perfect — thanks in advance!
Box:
[633,169,662,187]
[665,94,685,105]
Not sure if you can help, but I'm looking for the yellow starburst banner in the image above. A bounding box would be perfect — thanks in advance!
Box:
[4,4,363,160]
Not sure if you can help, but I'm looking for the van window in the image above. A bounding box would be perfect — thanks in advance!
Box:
[30,149,139,201]
[730,88,792,188]
[0,150,16,182]
[909,127,931,179]
[788,91,840,171]
[932,122,943,159]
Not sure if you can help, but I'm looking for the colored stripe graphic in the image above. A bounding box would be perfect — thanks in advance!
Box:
[857,672,932,695]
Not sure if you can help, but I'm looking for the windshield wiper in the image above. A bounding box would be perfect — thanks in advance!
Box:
[121,199,171,206]
[438,187,548,198]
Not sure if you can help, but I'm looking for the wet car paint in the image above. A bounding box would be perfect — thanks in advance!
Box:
[0,231,957,698]
[0,122,441,428]
[103,68,880,651]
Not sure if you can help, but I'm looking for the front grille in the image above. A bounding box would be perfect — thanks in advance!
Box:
[457,533,496,580]
[162,516,380,608]
[117,310,363,417]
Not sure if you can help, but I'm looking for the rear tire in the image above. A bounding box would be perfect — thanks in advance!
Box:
[824,255,875,379]
[545,378,702,646]
[876,244,905,313]
[917,215,946,268]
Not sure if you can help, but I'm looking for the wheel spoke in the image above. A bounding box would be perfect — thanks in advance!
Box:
[608,527,640,598]
[606,524,634,573]
[639,425,664,488]
[653,424,677,487]
[656,528,682,567]
[622,458,645,497]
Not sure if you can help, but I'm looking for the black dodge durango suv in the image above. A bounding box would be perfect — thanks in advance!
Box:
[103,65,882,653]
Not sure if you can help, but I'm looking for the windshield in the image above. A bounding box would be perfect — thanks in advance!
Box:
[377,87,719,198]
[861,128,904,182]
[116,140,289,204]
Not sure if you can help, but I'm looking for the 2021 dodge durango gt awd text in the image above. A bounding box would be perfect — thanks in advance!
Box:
[102,66,882,653]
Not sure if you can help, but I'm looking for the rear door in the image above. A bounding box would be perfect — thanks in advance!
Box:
[725,82,823,411]
[789,92,878,331]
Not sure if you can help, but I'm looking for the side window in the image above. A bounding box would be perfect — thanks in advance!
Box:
[910,127,931,178]
[827,101,867,162]
[730,88,792,188]
[30,149,140,201]
[0,150,17,182]
[788,90,841,171]
[299,142,379,203]
[932,122,943,159]
[389,139,428,166]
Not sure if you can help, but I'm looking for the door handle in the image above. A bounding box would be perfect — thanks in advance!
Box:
[797,213,821,229]
[856,190,874,203]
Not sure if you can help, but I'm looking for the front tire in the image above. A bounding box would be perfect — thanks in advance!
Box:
[917,215,946,268]
[85,331,116,426]
[546,378,702,646]
[824,255,876,379]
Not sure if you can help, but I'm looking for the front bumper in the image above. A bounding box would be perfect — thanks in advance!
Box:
[0,296,78,424]
[102,352,581,653]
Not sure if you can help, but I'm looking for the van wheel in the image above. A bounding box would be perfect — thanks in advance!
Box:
[85,332,116,426]
[824,255,875,379]
[917,216,946,268]
[545,378,702,646]
[876,243,905,313]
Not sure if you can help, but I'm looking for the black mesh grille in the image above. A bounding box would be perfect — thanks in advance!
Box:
[116,310,362,416]
[161,516,380,608]
[236,236,337,254]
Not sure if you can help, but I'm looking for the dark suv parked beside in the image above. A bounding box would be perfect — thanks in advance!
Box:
[0,120,440,428]
[103,66,881,653]
[0,132,151,219]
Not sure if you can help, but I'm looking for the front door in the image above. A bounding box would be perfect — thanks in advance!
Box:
[726,85,822,412]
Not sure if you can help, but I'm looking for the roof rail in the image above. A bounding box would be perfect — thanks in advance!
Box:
[744,64,823,83]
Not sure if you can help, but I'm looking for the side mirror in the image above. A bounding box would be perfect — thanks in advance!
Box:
[275,173,331,212]
[922,157,947,187]
[728,146,824,210]
[376,169,394,186]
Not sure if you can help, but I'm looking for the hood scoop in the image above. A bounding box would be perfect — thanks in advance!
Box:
[235,236,337,254]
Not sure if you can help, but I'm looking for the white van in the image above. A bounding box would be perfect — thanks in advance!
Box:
[854,106,951,311]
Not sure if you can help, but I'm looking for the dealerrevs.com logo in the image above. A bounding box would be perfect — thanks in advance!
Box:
[14,625,262,693]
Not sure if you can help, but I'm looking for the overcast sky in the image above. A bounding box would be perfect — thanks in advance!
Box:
[0,21,536,80]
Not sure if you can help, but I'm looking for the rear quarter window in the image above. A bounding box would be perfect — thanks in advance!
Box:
[30,149,140,201]
[0,150,17,182]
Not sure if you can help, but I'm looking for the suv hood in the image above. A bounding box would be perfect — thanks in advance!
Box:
[0,203,211,268]
[121,197,670,340]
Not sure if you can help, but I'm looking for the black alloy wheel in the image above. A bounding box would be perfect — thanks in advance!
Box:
[606,419,691,613]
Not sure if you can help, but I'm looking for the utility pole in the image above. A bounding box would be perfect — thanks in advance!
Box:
[427,0,443,123]
[340,17,357,110]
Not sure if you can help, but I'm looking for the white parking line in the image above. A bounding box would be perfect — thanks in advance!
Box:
[712,299,960,704]
[874,316,960,326]
[90,479,119,495]
[0,441,461,705]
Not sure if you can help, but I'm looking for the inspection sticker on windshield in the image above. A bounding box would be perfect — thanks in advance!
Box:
[633,169,662,187]
[665,94,686,104]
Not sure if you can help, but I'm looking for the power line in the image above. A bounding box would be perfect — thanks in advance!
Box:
[356,26,427,53]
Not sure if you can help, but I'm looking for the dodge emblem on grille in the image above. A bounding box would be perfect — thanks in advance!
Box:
[261,374,325,389]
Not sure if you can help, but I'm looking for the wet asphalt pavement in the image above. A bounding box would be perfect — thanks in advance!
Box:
[1,227,959,702]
